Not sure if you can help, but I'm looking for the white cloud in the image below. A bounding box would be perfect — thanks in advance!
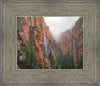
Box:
[44,17,80,40]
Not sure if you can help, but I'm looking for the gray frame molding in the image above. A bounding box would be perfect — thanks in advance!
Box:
[0,0,100,86]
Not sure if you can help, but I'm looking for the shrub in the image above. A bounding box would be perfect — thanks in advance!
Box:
[51,65,56,69]
[18,46,40,69]
[33,26,38,28]
[48,52,55,65]
[56,53,75,69]
[30,25,38,29]
[37,30,40,33]
[77,55,83,69]
[56,64,62,69]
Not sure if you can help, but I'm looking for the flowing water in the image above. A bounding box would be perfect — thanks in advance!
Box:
[43,33,49,55]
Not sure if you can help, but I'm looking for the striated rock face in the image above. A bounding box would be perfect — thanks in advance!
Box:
[17,17,52,68]
[58,17,83,67]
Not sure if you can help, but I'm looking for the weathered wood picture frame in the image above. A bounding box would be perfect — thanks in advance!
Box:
[0,1,100,86]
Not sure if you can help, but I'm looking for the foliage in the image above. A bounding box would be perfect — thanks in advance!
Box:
[46,51,76,69]
[48,51,56,69]
[77,55,83,69]
[56,53,75,69]
[37,30,40,33]
[30,25,38,29]
[56,64,62,69]
[18,46,42,69]
[51,65,56,69]
[19,46,83,69]
[48,52,55,64]
[33,26,38,28]
[35,64,42,69]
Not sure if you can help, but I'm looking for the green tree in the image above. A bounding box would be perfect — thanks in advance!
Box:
[48,52,55,68]
[56,64,62,69]
[56,53,75,69]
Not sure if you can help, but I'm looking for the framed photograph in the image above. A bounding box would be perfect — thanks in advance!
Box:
[0,1,100,86]
[17,16,83,69]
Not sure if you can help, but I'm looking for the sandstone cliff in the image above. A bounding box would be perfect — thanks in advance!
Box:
[58,17,83,67]
[17,17,58,69]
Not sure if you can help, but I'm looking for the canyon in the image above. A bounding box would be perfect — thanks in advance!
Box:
[17,17,83,69]
[58,17,83,68]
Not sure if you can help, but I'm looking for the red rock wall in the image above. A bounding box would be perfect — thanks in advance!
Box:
[58,17,83,67]
[17,17,52,69]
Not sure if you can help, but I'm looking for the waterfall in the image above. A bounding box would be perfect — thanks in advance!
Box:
[43,33,49,55]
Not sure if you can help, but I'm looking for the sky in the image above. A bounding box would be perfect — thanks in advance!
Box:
[44,17,80,40]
